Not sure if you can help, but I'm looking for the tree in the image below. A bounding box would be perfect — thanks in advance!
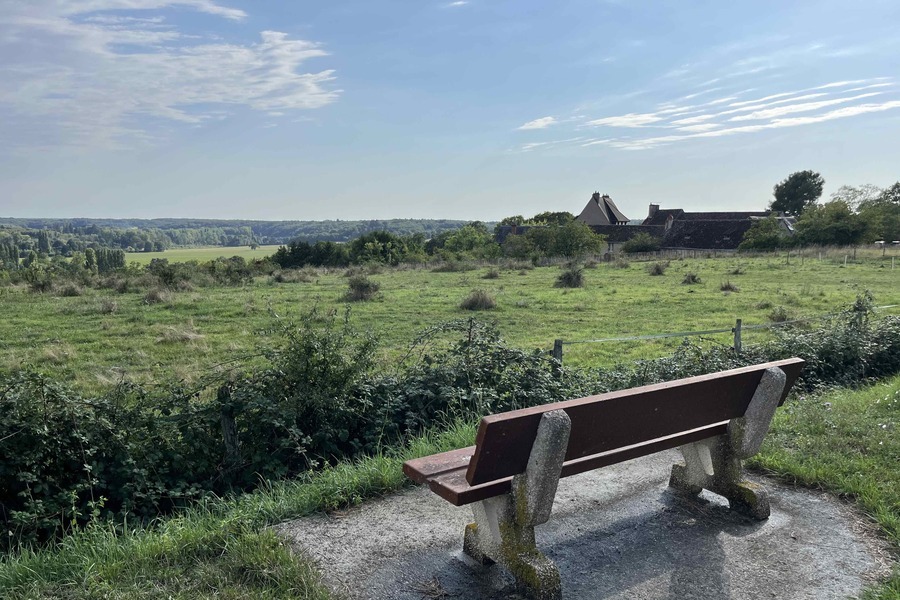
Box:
[830,184,883,210]
[552,220,604,258]
[621,232,661,253]
[795,200,867,246]
[857,182,900,242]
[529,211,574,226]
[771,170,824,215]
[738,216,785,250]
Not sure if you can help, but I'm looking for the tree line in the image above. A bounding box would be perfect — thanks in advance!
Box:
[271,216,607,268]
[741,172,900,249]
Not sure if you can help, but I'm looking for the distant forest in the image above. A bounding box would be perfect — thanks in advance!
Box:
[0,217,480,254]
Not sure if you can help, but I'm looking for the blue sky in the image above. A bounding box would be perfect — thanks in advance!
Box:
[1,0,898,221]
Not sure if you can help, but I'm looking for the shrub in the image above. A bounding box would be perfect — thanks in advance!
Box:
[555,265,584,288]
[612,257,630,269]
[621,233,661,253]
[143,287,173,305]
[345,275,380,301]
[682,272,701,285]
[58,283,83,297]
[482,268,500,280]
[719,280,739,292]
[729,267,745,275]
[460,289,496,310]
[768,306,790,322]
[271,269,313,283]
[647,261,668,276]
[584,259,598,269]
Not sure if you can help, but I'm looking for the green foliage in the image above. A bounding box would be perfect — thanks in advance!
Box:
[739,216,787,250]
[528,211,574,226]
[522,220,604,259]
[459,289,496,310]
[795,200,868,246]
[440,222,499,260]
[555,264,585,288]
[771,170,824,215]
[345,275,380,301]
[647,261,668,276]
[681,272,701,285]
[621,232,661,253]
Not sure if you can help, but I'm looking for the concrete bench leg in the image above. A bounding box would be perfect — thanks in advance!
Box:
[669,367,787,520]
[463,410,571,600]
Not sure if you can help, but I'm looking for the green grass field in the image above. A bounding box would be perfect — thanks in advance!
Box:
[1,252,898,393]
[124,245,284,265]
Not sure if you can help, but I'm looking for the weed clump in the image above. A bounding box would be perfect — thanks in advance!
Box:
[460,289,496,310]
[482,268,500,280]
[143,287,173,305]
[720,280,739,292]
[345,275,380,302]
[768,306,790,323]
[58,284,83,297]
[613,257,630,269]
[647,261,669,276]
[682,272,702,285]
[555,265,585,288]
[729,266,745,275]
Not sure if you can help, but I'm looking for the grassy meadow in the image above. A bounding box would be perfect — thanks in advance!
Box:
[124,245,283,265]
[1,251,898,393]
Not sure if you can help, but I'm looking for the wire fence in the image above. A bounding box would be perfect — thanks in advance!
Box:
[551,304,900,364]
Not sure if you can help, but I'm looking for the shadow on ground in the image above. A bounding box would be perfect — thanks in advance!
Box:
[276,451,888,600]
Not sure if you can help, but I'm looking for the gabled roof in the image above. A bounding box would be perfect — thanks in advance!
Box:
[679,211,772,221]
[577,192,629,226]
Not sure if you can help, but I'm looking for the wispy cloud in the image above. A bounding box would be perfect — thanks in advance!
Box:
[517,116,558,130]
[0,1,336,151]
[524,77,898,151]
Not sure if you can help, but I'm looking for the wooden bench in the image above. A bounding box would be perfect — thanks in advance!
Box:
[403,358,805,600]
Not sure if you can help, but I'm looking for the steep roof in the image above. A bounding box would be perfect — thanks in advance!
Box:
[577,192,629,226]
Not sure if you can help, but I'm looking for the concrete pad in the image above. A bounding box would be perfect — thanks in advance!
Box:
[276,451,890,600]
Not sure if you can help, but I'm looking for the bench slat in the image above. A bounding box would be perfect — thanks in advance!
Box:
[424,421,729,505]
[403,446,475,485]
[466,358,804,486]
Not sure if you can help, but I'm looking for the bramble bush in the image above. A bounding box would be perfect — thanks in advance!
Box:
[2,295,899,548]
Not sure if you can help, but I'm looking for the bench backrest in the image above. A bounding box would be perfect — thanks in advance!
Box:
[466,358,805,486]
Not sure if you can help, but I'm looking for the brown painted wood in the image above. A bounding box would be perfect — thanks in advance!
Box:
[422,421,730,506]
[465,358,804,486]
[403,446,475,485]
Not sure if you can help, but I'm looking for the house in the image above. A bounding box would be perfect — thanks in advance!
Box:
[574,193,793,252]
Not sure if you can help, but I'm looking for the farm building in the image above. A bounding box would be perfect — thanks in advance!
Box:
[574,193,794,252]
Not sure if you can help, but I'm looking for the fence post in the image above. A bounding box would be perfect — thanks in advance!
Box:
[733,319,742,355]
[552,339,564,364]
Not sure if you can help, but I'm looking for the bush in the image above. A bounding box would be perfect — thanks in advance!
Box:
[58,283,83,297]
[482,268,500,280]
[345,276,380,301]
[432,261,475,273]
[729,267,745,275]
[647,261,668,276]
[612,257,630,269]
[720,280,739,292]
[682,272,701,285]
[460,289,496,310]
[621,233,661,253]
[143,287,173,305]
[555,265,584,288]
[768,306,790,322]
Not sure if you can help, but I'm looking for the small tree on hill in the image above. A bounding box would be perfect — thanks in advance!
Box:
[771,170,824,216]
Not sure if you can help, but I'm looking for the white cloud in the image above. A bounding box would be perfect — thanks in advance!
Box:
[586,112,663,127]
[730,92,882,121]
[0,1,336,151]
[517,116,557,130]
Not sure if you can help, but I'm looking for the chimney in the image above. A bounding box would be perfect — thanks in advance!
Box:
[648,203,659,219]
[591,191,601,203]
